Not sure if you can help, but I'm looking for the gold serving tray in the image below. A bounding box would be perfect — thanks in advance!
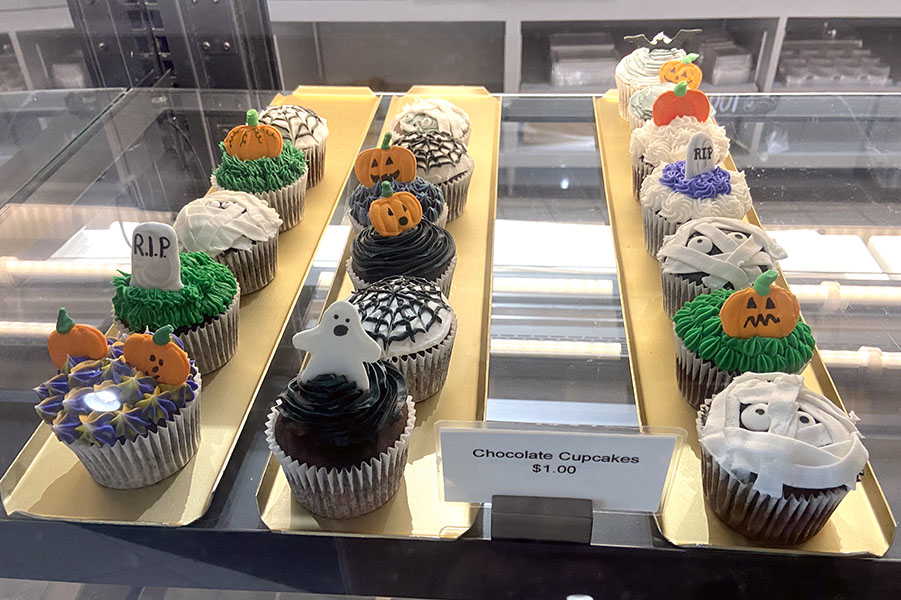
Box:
[0,86,380,526]
[256,85,500,538]
[594,90,896,555]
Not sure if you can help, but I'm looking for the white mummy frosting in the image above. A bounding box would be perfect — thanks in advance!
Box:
[699,372,868,497]
[174,190,282,257]
[258,104,329,148]
[630,115,729,168]
[657,217,787,291]
[388,97,471,144]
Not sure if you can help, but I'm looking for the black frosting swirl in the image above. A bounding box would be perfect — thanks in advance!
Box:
[276,361,406,447]
[351,220,456,282]
[349,177,445,226]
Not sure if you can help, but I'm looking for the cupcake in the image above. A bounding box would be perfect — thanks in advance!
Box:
[174,190,282,295]
[395,131,473,222]
[673,270,815,409]
[211,109,307,231]
[266,300,415,519]
[615,30,698,120]
[348,276,456,402]
[658,217,787,318]
[347,183,457,296]
[627,82,675,130]
[35,309,201,489]
[639,132,752,257]
[387,97,471,144]
[258,104,328,188]
[698,372,868,544]
[112,222,239,375]
[630,83,727,199]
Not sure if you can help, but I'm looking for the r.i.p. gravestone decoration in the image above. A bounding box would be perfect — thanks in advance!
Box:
[130,222,183,291]
[684,131,715,179]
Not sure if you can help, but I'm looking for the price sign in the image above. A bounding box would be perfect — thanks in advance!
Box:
[438,424,681,513]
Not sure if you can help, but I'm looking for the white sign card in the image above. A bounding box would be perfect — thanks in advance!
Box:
[130,222,183,291]
[684,131,715,179]
[438,423,682,514]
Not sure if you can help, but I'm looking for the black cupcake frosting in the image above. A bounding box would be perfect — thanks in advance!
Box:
[351,220,455,282]
[349,177,445,226]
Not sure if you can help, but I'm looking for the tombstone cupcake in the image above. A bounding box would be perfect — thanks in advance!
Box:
[658,217,787,318]
[266,300,415,519]
[174,190,282,295]
[387,97,471,144]
[698,372,868,544]
[395,131,473,222]
[258,104,328,188]
[112,222,239,375]
[349,276,456,402]
[211,109,307,231]
[673,270,815,408]
[640,132,752,257]
[35,310,201,489]
[347,183,457,296]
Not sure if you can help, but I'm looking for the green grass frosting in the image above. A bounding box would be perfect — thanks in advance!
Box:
[213,142,306,194]
[673,288,815,374]
[112,252,237,331]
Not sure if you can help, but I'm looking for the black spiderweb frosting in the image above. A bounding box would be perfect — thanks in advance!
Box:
[395,131,467,172]
[348,276,450,349]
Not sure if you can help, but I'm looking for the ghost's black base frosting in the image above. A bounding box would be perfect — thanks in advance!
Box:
[274,361,408,470]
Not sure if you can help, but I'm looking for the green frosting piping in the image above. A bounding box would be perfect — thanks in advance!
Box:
[213,142,306,194]
[674,288,815,374]
[153,326,174,346]
[56,307,75,334]
[754,269,779,296]
[112,252,237,331]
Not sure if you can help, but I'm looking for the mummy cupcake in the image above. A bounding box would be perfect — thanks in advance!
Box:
[174,190,282,294]
[387,97,471,144]
[258,104,328,188]
[349,276,456,402]
[639,132,752,257]
[658,217,787,318]
[395,131,473,222]
[35,310,201,489]
[266,300,414,519]
[698,372,868,544]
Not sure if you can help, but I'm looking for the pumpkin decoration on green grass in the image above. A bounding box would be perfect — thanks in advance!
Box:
[354,132,417,186]
[47,307,108,369]
[652,81,711,126]
[123,326,191,386]
[369,181,423,237]
[719,270,800,339]
[223,109,283,161]
[659,53,702,89]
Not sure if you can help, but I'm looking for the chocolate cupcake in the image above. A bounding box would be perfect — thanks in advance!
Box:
[258,104,328,188]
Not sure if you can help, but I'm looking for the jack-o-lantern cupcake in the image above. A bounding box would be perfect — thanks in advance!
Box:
[673,270,815,409]
[258,104,328,188]
[347,183,457,296]
[35,310,201,489]
[395,131,473,222]
[211,109,307,231]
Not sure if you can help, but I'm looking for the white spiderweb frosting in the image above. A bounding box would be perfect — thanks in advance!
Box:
[174,190,282,257]
[259,104,328,147]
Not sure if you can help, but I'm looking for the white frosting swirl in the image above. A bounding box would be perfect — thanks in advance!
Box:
[699,372,868,497]
[388,98,471,143]
[174,190,282,257]
[630,116,729,167]
[616,47,687,87]
[259,104,329,147]
[640,163,752,225]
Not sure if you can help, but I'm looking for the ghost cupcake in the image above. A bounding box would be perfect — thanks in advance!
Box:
[395,131,473,222]
[387,97,471,144]
[657,217,787,318]
[35,310,201,489]
[349,276,456,402]
[698,372,868,544]
[266,300,414,519]
[258,104,328,188]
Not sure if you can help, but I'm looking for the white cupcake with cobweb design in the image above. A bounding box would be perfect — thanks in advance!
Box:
[259,104,328,188]
[348,275,456,403]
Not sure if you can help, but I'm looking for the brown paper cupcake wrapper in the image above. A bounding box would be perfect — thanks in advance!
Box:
[386,314,457,402]
[266,398,416,519]
[347,254,457,298]
[674,335,736,410]
[65,384,202,489]
[641,205,681,258]
[615,74,640,121]
[349,202,449,235]
[299,140,326,188]
[216,236,278,295]
[114,285,240,375]
[632,157,656,201]
[438,169,473,222]
[661,271,711,319]
[212,173,307,232]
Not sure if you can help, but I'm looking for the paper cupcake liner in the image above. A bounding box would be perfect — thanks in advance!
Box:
[674,336,736,410]
[266,398,416,519]
[349,202,449,235]
[65,383,202,489]
[212,172,307,232]
[347,254,457,298]
[217,236,278,295]
[386,314,457,403]
[615,74,640,121]
[114,284,240,375]
[696,408,849,545]
[300,140,326,188]
[641,205,680,258]
[438,169,473,222]
[661,271,710,319]
[632,157,656,202]
[434,202,449,229]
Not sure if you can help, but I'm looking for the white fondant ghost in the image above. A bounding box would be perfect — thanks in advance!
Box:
[292,300,382,391]
[685,132,715,179]
[130,222,183,291]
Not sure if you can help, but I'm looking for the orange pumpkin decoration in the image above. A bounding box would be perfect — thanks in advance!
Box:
[369,181,423,237]
[720,270,800,339]
[47,307,108,369]
[354,132,417,186]
[223,109,283,161]
[652,81,711,126]
[659,53,703,89]
[123,326,191,386]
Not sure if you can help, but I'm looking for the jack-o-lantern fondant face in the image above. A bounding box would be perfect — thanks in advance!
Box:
[719,270,800,338]
[354,132,417,186]
[122,326,191,386]
[659,53,703,89]
[368,181,423,237]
